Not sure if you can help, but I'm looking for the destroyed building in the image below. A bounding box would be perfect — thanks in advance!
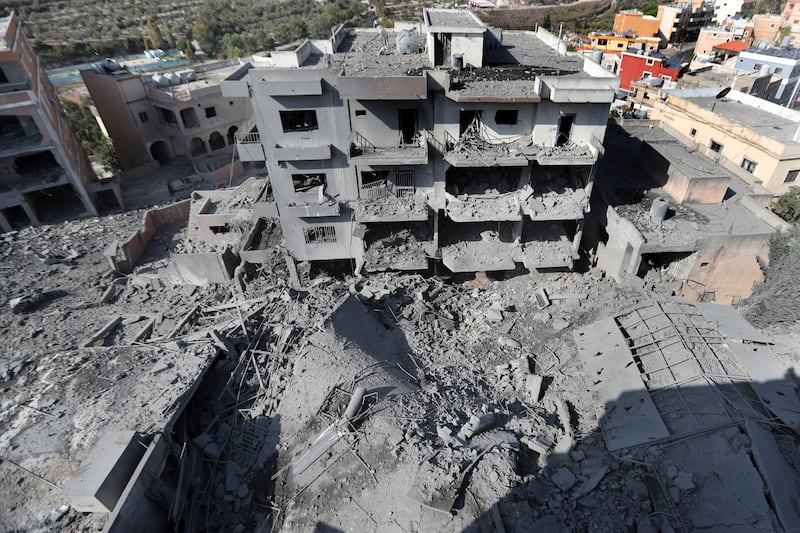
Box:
[220,9,619,275]
[590,121,790,305]
[81,59,252,172]
[0,12,117,232]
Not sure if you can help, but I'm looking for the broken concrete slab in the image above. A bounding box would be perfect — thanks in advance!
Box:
[62,430,148,513]
[574,317,669,451]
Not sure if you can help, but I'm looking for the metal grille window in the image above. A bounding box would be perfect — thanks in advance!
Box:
[709,140,723,153]
[785,169,799,183]
[394,170,415,197]
[740,158,757,173]
[304,226,336,244]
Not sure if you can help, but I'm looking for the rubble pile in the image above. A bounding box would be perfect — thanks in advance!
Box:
[1,203,799,533]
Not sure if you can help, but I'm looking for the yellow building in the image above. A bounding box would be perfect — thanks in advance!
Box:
[650,87,800,195]
[588,32,661,53]
[752,14,781,43]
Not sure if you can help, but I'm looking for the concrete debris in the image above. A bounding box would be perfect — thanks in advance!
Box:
[2,182,799,533]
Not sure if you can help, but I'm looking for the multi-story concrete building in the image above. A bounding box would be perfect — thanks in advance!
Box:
[658,1,716,44]
[712,0,756,24]
[752,14,782,44]
[735,46,800,104]
[695,21,752,60]
[81,59,251,171]
[781,0,800,27]
[0,12,107,231]
[221,9,618,274]
[649,87,800,194]
[619,51,685,91]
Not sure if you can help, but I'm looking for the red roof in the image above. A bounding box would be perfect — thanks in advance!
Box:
[712,40,748,53]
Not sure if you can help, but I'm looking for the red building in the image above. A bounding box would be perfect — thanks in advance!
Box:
[618,51,685,91]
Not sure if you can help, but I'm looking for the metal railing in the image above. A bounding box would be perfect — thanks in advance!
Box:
[360,179,392,200]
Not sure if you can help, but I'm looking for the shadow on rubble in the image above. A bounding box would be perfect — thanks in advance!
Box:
[455,373,800,533]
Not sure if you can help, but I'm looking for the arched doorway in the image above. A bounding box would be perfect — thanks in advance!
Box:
[227,125,238,145]
[190,137,207,157]
[149,140,172,165]
[208,131,225,151]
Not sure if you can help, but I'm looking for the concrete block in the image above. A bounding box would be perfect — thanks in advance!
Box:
[63,430,147,513]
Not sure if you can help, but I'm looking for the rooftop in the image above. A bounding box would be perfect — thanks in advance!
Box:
[331,29,429,76]
[713,40,748,52]
[424,8,486,31]
[743,45,800,59]
[666,87,800,144]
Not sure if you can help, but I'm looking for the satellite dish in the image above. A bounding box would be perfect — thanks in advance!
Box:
[715,87,731,99]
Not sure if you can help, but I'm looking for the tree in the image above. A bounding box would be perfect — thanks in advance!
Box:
[542,14,552,30]
[642,3,659,16]
[61,98,121,173]
[744,226,800,328]
[773,186,800,223]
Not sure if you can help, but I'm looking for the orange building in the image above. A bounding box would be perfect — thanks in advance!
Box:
[613,10,661,37]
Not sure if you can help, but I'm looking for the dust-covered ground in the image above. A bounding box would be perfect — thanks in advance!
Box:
[1,203,799,533]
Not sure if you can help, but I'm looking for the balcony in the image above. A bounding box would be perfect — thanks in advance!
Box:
[349,131,428,166]
[439,221,519,272]
[519,221,580,270]
[0,132,45,159]
[534,140,598,166]
[0,81,31,95]
[273,143,332,162]
[443,126,533,168]
[363,222,432,272]
[234,124,264,162]
[521,178,590,221]
[353,170,428,222]
[445,192,522,222]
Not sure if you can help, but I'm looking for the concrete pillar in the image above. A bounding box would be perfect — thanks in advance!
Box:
[0,210,13,233]
[73,181,99,217]
[19,200,40,226]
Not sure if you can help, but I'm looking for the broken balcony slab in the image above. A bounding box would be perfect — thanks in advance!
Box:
[445,192,522,222]
[444,145,531,167]
[535,143,597,165]
[520,239,575,270]
[62,430,148,513]
[441,240,517,272]
[573,317,670,451]
[522,185,588,221]
[349,138,429,166]
[352,194,429,223]
[363,227,431,272]
[655,427,776,531]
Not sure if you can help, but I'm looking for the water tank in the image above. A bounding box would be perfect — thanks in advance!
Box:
[396,29,418,55]
[167,72,181,85]
[649,198,669,222]
[152,73,169,87]
[590,48,603,64]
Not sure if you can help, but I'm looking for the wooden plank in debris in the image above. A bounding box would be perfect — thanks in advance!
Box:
[82,316,122,348]
[573,318,669,451]
[167,305,200,338]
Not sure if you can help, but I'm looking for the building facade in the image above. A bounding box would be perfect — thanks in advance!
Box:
[0,12,105,231]
[588,32,662,53]
[735,46,800,103]
[649,87,800,194]
[618,51,684,91]
[222,10,618,274]
[781,0,800,27]
[613,10,661,36]
[712,0,756,24]
[658,1,716,44]
[81,60,251,171]
[695,22,752,59]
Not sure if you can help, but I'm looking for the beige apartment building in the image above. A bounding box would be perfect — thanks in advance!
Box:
[81,60,251,171]
[0,12,110,231]
[650,87,800,195]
